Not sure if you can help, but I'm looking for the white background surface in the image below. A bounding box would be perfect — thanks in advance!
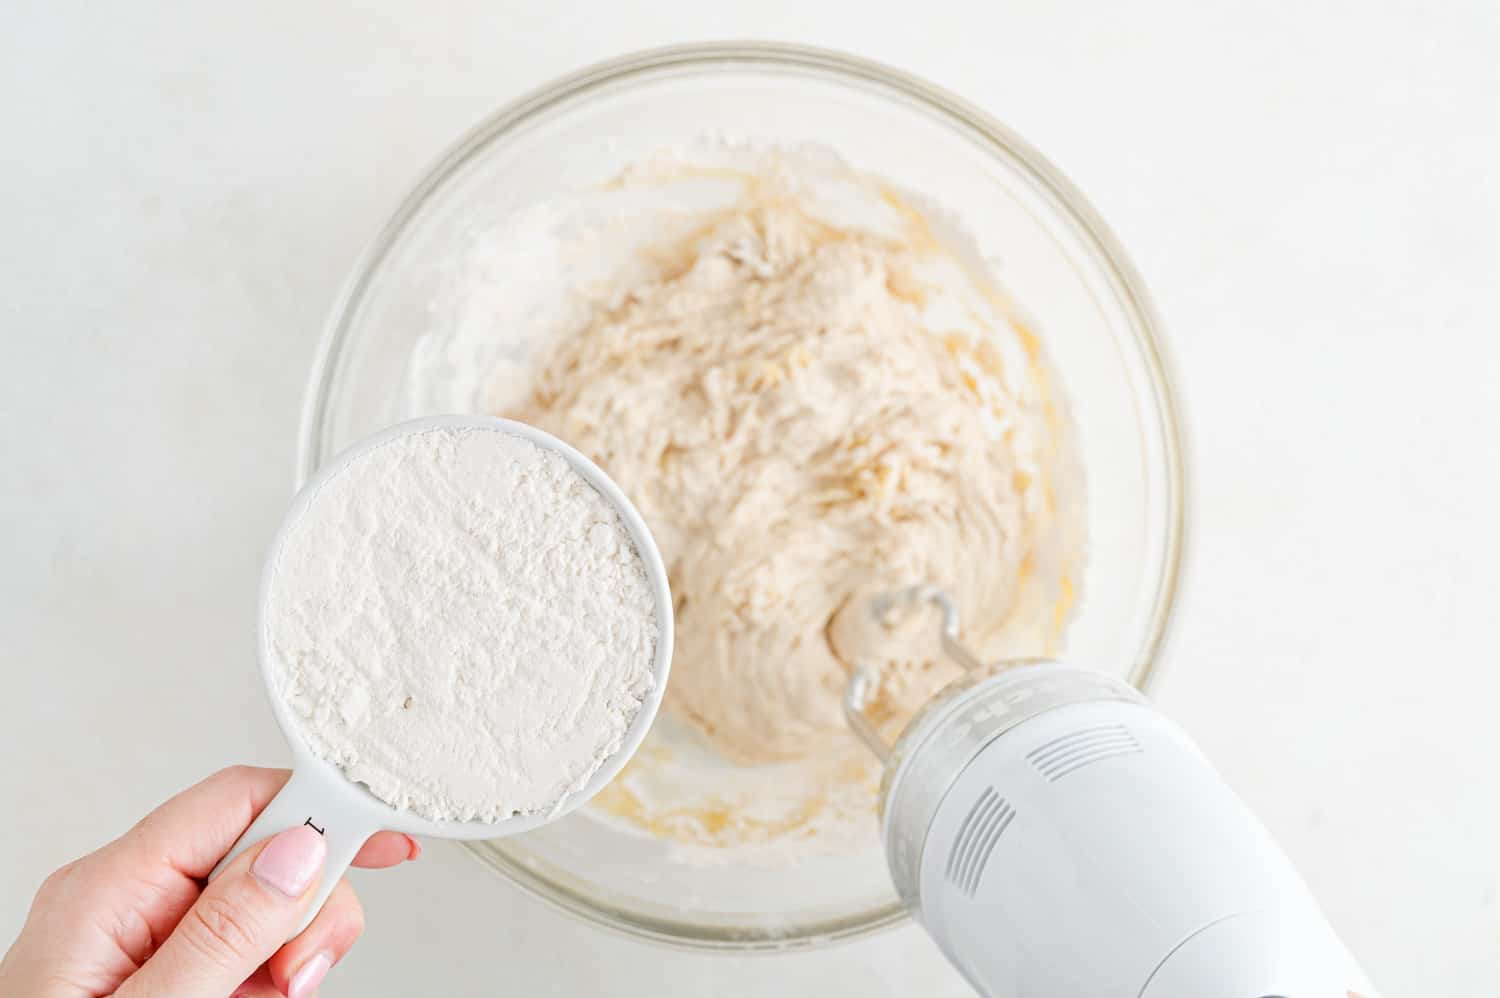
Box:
[3,3,1497,995]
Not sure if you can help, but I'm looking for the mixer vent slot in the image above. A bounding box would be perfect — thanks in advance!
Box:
[1027,723,1142,781]
[945,787,1016,897]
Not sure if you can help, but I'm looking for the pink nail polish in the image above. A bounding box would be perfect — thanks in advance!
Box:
[405,834,422,860]
[251,825,327,898]
[287,950,333,998]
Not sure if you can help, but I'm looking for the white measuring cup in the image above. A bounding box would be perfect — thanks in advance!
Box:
[211,415,674,935]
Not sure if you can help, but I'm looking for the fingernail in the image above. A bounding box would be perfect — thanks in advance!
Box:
[287,950,333,998]
[404,834,422,860]
[251,825,326,898]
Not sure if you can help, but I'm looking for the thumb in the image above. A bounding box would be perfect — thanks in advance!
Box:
[119,825,327,998]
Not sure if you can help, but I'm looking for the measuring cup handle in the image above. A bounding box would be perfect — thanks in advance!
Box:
[208,768,381,938]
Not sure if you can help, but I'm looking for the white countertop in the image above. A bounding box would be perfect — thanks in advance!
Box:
[4,3,1497,995]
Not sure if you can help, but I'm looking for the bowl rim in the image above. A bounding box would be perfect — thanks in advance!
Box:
[298,39,1187,952]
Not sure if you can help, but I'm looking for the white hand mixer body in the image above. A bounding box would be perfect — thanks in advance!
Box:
[845,588,1379,998]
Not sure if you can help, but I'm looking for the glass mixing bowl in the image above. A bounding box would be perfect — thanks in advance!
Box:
[300,42,1184,951]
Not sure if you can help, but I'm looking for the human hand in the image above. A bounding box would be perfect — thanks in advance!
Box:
[0,766,420,997]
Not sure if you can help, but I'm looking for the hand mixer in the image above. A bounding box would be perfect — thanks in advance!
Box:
[842,586,1379,998]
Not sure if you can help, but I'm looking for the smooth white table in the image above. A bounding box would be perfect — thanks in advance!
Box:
[4,4,1497,995]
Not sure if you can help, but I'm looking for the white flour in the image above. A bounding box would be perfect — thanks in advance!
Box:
[265,425,659,823]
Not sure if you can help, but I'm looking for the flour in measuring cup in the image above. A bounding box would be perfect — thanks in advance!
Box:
[264,426,659,823]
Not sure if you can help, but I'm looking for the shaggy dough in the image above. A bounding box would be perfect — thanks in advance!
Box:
[514,181,1077,769]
